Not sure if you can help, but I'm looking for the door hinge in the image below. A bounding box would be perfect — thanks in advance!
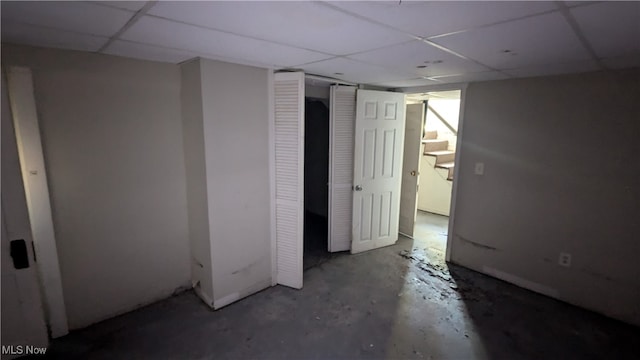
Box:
[31,241,37,262]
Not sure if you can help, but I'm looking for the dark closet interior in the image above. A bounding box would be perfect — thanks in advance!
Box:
[303,97,330,269]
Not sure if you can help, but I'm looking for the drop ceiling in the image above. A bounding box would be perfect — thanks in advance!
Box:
[1,1,639,88]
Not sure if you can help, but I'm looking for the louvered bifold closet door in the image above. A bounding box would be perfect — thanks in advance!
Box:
[273,72,304,289]
[328,86,356,252]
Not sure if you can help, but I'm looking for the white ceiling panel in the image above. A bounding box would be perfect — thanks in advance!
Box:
[93,1,147,12]
[120,16,331,67]
[349,40,489,78]
[300,57,416,85]
[432,12,591,70]
[327,1,557,38]
[103,40,197,63]
[430,71,509,84]
[1,1,132,37]
[602,53,640,70]
[147,1,411,55]
[564,1,603,8]
[1,21,107,52]
[370,78,440,88]
[504,60,599,78]
[571,1,640,59]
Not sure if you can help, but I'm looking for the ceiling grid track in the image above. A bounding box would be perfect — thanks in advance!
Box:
[318,1,509,78]
[97,0,157,53]
[2,1,635,87]
[554,1,606,70]
[143,14,336,58]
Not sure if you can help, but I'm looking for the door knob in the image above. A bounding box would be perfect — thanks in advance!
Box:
[410,170,417,176]
[354,185,363,191]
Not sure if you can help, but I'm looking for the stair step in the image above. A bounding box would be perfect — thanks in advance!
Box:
[422,139,448,152]
[424,150,455,164]
[434,161,455,169]
[423,130,438,140]
[435,162,455,181]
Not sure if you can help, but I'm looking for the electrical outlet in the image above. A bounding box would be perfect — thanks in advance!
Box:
[474,162,485,175]
[558,253,572,267]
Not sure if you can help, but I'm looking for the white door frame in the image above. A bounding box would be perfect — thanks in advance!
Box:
[396,83,468,262]
[269,77,468,281]
[5,66,69,337]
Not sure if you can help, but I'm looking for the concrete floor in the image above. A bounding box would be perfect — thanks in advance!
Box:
[303,211,332,270]
[41,211,640,359]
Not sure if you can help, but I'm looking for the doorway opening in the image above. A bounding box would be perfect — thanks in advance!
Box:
[303,81,331,270]
[402,89,462,256]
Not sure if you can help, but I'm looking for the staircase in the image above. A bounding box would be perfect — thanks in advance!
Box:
[422,130,455,181]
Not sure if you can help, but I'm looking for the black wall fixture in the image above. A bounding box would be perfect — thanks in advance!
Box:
[10,239,30,269]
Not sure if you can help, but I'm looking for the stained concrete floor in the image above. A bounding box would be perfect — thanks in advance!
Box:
[40,211,640,359]
[303,211,332,271]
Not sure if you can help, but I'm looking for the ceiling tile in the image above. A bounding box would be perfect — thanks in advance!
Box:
[120,16,331,68]
[299,57,416,85]
[564,1,603,8]
[571,1,640,59]
[94,1,147,12]
[147,1,411,55]
[430,71,509,84]
[370,78,440,88]
[504,60,599,78]
[327,1,557,38]
[1,21,107,52]
[432,12,591,70]
[349,40,489,77]
[103,40,197,64]
[0,1,132,37]
[602,53,640,70]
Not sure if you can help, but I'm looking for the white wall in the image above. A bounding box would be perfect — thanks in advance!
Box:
[180,59,214,305]
[305,83,330,101]
[1,44,191,329]
[182,58,272,308]
[451,68,640,326]
[201,59,272,307]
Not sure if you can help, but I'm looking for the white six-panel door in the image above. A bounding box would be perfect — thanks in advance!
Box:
[351,90,406,254]
[328,85,356,252]
[273,72,304,289]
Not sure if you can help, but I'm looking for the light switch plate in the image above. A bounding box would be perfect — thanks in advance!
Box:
[474,162,485,175]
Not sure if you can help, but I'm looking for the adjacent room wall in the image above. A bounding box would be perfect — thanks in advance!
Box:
[426,98,460,151]
[305,83,330,102]
[1,44,191,329]
[451,68,640,326]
